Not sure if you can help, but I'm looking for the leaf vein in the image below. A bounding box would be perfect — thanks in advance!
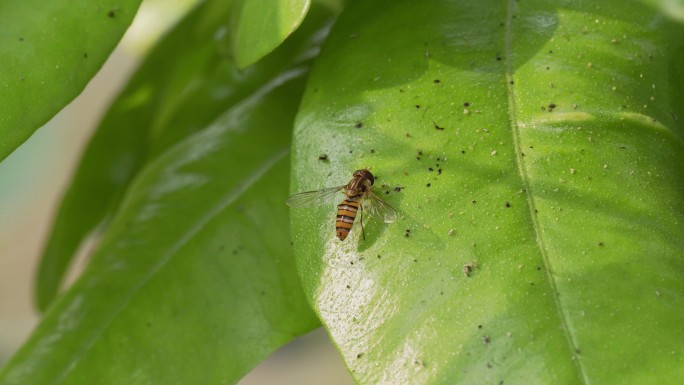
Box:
[505,1,589,383]
[54,147,289,384]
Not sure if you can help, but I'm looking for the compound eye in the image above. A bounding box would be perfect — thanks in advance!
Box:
[356,169,374,186]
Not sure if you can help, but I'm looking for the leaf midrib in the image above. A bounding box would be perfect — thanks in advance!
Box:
[504,1,589,383]
[52,147,289,384]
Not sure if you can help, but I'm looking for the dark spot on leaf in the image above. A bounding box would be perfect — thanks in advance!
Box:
[318,154,329,161]
[483,335,491,344]
[18,37,24,42]
[415,104,421,109]
[357,353,363,359]
[394,186,404,192]
[434,122,445,130]
[83,52,89,58]
[355,122,363,129]
[509,80,514,84]
[598,242,604,247]
[471,200,477,204]
[505,202,511,208]
[461,150,466,154]
[437,169,442,175]
[428,167,433,172]
[370,149,375,153]
[434,79,441,84]
[426,183,431,187]
[462,102,470,107]
[107,9,117,18]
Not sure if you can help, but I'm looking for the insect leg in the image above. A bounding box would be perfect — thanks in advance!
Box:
[360,204,366,240]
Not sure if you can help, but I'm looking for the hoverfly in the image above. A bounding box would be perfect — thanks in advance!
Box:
[286,169,398,241]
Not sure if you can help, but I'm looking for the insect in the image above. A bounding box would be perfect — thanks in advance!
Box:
[286,169,398,241]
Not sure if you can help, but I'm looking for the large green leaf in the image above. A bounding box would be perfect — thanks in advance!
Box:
[230,0,311,68]
[291,0,684,384]
[35,1,335,311]
[0,63,318,385]
[0,0,141,162]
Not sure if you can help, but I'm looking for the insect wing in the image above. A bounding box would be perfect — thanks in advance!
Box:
[286,186,344,208]
[363,192,398,223]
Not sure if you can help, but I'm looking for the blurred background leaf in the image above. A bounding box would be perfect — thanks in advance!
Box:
[291,0,684,384]
[0,30,321,385]
[35,0,334,311]
[0,0,142,162]
[230,0,311,68]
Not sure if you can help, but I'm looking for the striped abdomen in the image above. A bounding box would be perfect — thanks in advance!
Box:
[336,195,362,240]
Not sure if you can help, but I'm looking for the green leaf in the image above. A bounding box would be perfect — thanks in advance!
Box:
[291,1,684,384]
[35,1,335,311]
[0,0,141,162]
[230,0,311,68]
[0,62,318,385]
[33,0,234,313]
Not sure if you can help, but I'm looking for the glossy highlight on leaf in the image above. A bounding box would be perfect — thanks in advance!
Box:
[291,0,684,384]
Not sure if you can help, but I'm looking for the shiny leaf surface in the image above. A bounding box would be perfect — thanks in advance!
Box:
[291,0,684,384]
[0,62,318,385]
